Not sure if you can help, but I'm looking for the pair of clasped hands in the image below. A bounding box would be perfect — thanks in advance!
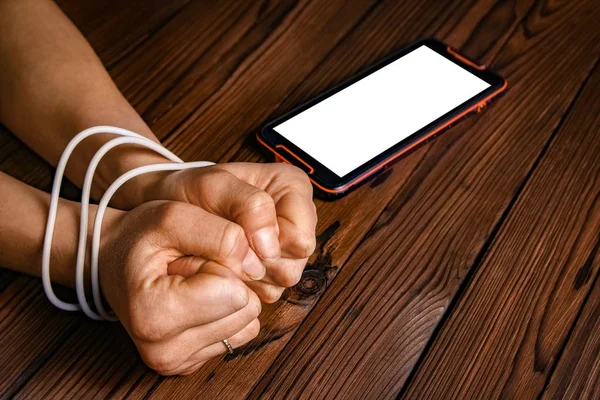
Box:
[0,0,316,378]
[100,162,317,375]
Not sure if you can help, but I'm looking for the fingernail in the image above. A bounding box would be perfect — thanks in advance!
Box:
[253,227,281,260]
[242,249,265,280]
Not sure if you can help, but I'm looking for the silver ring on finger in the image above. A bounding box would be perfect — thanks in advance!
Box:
[222,339,234,355]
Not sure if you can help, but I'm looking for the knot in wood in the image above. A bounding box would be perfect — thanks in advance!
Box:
[297,269,326,295]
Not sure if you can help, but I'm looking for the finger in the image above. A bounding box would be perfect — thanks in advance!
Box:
[218,163,317,259]
[275,192,317,259]
[167,253,266,283]
[167,255,208,277]
[177,318,261,374]
[147,262,251,336]
[138,289,261,373]
[188,287,261,345]
[186,168,281,262]
[153,201,264,281]
[259,256,308,288]
[246,280,286,304]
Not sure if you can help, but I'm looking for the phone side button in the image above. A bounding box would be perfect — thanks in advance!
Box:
[476,101,487,113]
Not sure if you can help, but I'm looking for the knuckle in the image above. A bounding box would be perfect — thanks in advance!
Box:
[306,233,317,256]
[246,292,262,319]
[262,285,285,304]
[129,313,166,342]
[247,320,261,340]
[282,164,312,189]
[219,222,246,261]
[221,276,250,312]
[278,162,302,175]
[244,189,275,214]
[127,295,174,342]
[299,231,317,258]
[142,350,181,375]
[290,227,317,258]
[197,168,231,190]
[298,170,312,188]
[278,265,305,288]
[153,201,185,229]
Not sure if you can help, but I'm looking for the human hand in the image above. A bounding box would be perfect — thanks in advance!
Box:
[99,201,263,375]
[139,162,318,303]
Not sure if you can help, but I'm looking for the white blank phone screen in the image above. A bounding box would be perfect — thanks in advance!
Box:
[273,45,491,177]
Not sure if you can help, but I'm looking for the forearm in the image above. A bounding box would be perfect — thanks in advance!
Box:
[0,0,170,208]
[0,172,122,289]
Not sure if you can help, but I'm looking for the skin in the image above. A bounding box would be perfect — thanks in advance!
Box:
[0,0,317,375]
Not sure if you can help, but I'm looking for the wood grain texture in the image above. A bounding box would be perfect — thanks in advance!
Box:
[3,0,532,398]
[250,0,600,398]
[542,265,600,400]
[0,0,191,187]
[402,58,600,399]
[0,1,194,396]
[0,277,81,398]
[1,0,599,398]
[144,0,537,398]
[110,0,272,123]
[7,0,386,398]
[57,0,191,69]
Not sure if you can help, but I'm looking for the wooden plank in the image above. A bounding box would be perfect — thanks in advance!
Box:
[0,277,80,397]
[542,267,600,399]
[249,1,600,398]
[5,0,380,397]
[57,0,191,69]
[156,0,528,162]
[110,0,268,117]
[5,0,530,398]
[11,323,137,400]
[0,0,191,194]
[153,0,378,146]
[401,59,600,399]
[147,0,538,398]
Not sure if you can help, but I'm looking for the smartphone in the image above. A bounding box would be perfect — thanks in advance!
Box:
[258,38,507,198]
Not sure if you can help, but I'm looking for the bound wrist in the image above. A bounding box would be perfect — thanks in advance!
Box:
[66,107,175,209]
[108,156,174,209]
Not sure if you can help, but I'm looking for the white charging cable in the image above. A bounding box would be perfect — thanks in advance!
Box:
[90,161,211,320]
[42,126,213,320]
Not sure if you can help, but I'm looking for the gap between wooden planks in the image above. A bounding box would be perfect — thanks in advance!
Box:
[3,0,520,398]
[250,0,600,398]
[1,0,381,398]
[403,59,600,399]
[3,2,540,393]
[0,0,580,398]
[543,233,600,399]
[0,0,194,396]
[148,0,541,398]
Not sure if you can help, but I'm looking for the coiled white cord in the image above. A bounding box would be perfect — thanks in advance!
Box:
[42,126,213,320]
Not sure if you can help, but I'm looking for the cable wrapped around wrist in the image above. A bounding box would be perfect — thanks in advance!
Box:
[42,126,214,320]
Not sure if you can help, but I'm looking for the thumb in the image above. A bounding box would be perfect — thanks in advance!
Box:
[151,201,265,281]
[183,168,282,261]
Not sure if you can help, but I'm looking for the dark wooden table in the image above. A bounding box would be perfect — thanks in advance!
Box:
[1,0,600,398]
